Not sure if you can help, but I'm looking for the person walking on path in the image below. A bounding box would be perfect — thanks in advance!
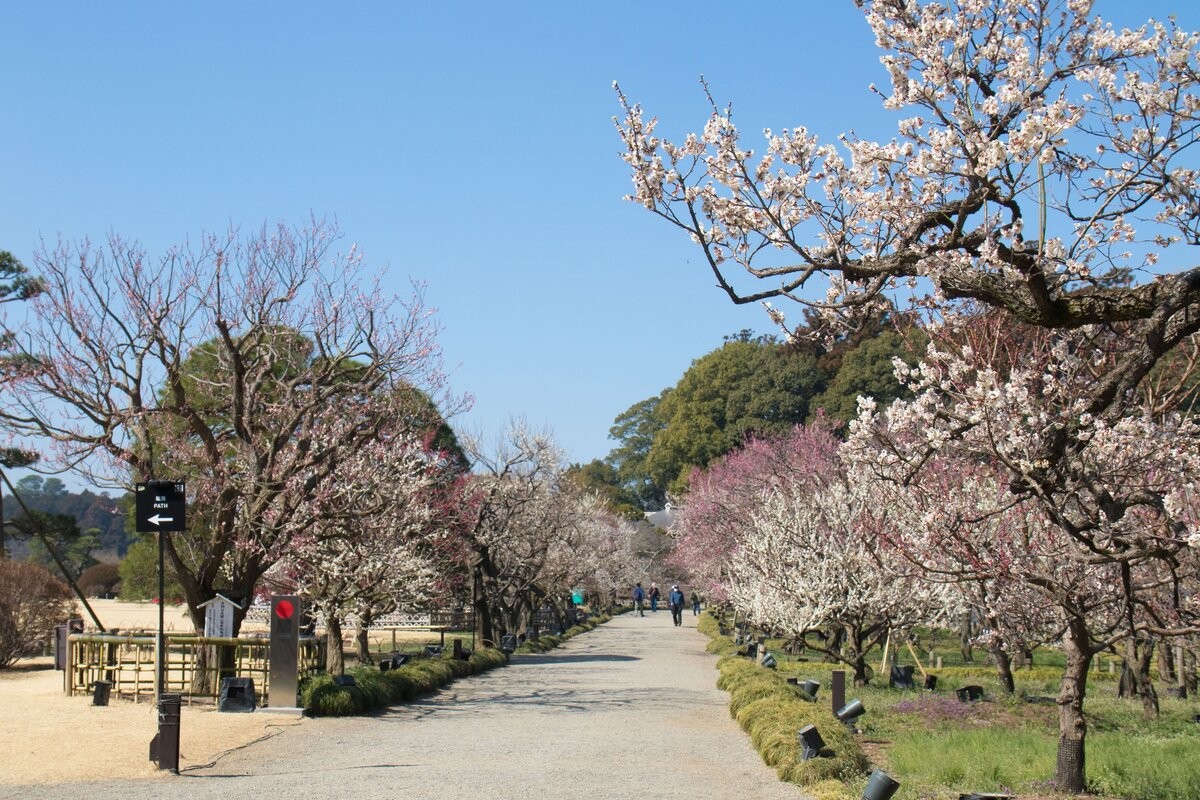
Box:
[649,583,661,613]
[690,591,701,616]
[632,583,645,616]
[668,585,685,626]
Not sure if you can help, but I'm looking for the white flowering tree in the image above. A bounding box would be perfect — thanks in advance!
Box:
[618,1,1200,789]
[672,426,841,602]
[280,427,442,675]
[844,310,1200,789]
[617,2,1199,365]
[675,425,952,684]
[733,443,954,686]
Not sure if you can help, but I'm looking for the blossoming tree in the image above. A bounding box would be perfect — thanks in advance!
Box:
[0,220,453,636]
[618,1,1200,789]
[844,311,1200,789]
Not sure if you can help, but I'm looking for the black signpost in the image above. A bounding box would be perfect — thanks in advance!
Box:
[135,481,186,757]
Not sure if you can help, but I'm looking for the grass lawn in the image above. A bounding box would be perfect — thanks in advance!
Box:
[745,629,1200,800]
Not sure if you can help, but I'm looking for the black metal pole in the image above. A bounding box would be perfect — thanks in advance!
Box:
[157,529,165,697]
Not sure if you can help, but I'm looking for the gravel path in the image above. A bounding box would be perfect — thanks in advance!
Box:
[3,610,809,800]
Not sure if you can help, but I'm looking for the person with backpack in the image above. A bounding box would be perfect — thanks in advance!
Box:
[649,583,661,612]
[632,582,645,617]
[669,585,686,626]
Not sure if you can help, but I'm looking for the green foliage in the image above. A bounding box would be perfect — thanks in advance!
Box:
[302,648,507,716]
[713,654,870,788]
[886,728,1054,796]
[10,510,97,577]
[0,250,43,302]
[809,329,924,425]
[647,339,823,494]
[564,460,645,520]
[2,475,132,559]
[606,391,670,510]
[118,537,185,601]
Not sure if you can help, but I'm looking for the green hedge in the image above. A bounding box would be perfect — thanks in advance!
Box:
[302,614,612,716]
[301,647,508,716]
[700,614,869,800]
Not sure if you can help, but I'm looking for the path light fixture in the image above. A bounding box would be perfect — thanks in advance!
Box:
[803,679,821,699]
[835,698,865,732]
[797,724,826,760]
[889,665,914,689]
[91,680,112,706]
[924,674,938,691]
[862,768,900,800]
[956,685,985,702]
[761,651,777,669]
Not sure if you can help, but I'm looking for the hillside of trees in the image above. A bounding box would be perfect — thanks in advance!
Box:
[1,475,131,569]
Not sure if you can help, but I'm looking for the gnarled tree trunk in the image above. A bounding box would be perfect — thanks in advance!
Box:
[1054,619,1093,793]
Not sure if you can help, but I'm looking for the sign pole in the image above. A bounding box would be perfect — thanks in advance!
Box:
[135,481,187,700]
[157,529,165,697]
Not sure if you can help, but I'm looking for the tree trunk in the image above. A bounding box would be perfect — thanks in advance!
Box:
[1157,641,1175,685]
[1054,620,1093,793]
[1177,644,1191,699]
[1136,640,1159,720]
[992,644,1016,695]
[959,611,974,663]
[325,616,345,677]
[355,623,372,665]
[471,558,497,646]
[847,626,870,687]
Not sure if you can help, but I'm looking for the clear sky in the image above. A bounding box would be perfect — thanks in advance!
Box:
[2,1,1194,474]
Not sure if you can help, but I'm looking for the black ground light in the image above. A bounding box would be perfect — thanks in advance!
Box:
[862,768,900,800]
[835,698,865,732]
[797,724,826,760]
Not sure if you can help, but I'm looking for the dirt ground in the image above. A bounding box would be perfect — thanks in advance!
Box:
[0,600,301,785]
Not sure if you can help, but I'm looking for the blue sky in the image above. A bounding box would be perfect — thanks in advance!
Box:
[2,1,1194,476]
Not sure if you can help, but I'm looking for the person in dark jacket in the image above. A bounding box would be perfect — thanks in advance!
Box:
[668,585,686,626]
[632,583,645,616]
[690,591,701,616]
[649,583,661,612]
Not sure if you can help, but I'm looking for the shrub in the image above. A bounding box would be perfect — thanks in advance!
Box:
[303,614,611,716]
[0,561,75,668]
[77,562,121,597]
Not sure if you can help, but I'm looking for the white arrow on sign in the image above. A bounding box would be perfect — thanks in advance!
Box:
[148,514,175,526]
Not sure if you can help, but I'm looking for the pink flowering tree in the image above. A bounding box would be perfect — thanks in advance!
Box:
[675,425,954,685]
[0,221,454,636]
[671,425,840,601]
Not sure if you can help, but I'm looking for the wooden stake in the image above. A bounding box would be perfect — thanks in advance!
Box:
[905,639,929,679]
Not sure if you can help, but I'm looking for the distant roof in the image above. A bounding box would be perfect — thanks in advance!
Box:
[644,503,676,530]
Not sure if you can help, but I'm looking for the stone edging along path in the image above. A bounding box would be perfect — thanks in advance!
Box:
[1,609,808,800]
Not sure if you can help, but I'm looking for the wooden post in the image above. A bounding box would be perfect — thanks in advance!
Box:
[831,669,846,715]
